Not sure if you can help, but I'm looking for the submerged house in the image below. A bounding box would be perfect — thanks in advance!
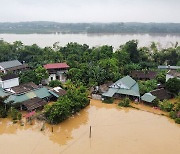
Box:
[102,76,140,100]
[44,62,69,83]
[141,88,171,103]
[0,60,28,74]
[0,75,59,111]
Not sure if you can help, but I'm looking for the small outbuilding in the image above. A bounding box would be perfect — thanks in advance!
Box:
[141,93,156,103]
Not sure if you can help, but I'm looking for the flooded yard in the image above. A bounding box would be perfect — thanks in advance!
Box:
[0,99,180,154]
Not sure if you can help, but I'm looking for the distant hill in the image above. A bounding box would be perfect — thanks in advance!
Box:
[0,21,180,34]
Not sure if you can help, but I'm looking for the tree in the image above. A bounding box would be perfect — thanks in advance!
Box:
[166,78,180,95]
[35,66,49,84]
[121,40,140,63]
[44,85,89,124]
[138,80,157,95]
[156,71,166,84]
[20,70,39,84]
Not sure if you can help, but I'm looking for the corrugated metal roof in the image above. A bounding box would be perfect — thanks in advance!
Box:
[110,76,136,90]
[5,87,52,103]
[158,65,180,70]
[141,93,156,103]
[0,60,22,69]
[44,63,69,69]
[0,87,9,97]
[102,88,118,97]
[102,76,140,98]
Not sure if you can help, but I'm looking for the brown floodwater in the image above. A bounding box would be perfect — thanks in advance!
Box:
[0,99,180,154]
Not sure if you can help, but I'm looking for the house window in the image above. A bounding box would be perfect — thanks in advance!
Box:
[51,77,53,81]
[56,76,59,80]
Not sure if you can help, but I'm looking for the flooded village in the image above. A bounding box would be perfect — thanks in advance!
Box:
[0,55,180,153]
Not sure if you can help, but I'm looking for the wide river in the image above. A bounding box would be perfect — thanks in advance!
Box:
[0,100,180,154]
[0,33,180,49]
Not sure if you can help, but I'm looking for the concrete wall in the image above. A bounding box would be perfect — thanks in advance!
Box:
[1,78,19,89]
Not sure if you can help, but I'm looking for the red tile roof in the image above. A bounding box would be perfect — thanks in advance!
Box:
[44,63,69,69]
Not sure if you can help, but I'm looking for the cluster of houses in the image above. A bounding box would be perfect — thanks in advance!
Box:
[93,65,180,104]
[0,59,179,112]
[0,60,69,112]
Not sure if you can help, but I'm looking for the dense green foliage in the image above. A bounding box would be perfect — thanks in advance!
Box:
[156,71,166,84]
[44,85,90,124]
[0,40,180,88]
[118,98,131,107]
[102,97,114,104]
[138,80,157,95]
[158,100,174,112]
[9,107,22,121]
[48,80,62,88]
[166,78,180,95]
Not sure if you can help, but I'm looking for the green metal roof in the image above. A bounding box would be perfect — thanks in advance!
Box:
[48,90,59,98]
[0,87,9,98]
[102,88,118,97]
[141,93,156,103]
[102,76,140,98]
[110,76,136,89]
[5,87,53,104]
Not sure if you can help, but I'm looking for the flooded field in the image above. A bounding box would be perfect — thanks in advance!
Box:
[0,100,180,154]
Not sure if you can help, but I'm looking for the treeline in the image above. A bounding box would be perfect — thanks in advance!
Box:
[1,22,180,34]
[0,40,180,87]
[0,40,179,87]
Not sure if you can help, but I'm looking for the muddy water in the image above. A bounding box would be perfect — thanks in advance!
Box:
[0,100,180,154]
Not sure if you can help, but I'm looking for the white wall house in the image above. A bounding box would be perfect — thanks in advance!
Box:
[44,63,69,84]
[0,74,19,89]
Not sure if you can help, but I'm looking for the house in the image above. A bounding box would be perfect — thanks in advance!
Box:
[22,97,48,111]
[141,93,156,103]
[166,70,180,81]
[131,70,157,80]
[0,74,19,89]
[158,65,180,70]
[150,88,171,101]
[44,63,69,83]
[51,87,67,97]
[0,81,59,111]
[102,76,140,100]
[0,60,28,74]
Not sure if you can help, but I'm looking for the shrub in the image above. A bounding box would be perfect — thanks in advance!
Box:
[9,107,21,121]
[169,111,177,119]
[0,106,8,118]
[102,97,114,104]
[158,100,174,112]
[118,98,130,107]
[175,118,180,124]
[49,80,62,88]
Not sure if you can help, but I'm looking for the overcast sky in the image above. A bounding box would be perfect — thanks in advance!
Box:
[0,0,180,23]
